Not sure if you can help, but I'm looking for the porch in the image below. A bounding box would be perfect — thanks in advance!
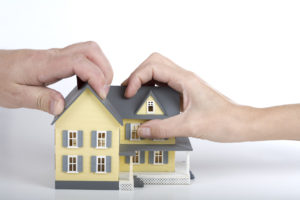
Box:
[119,152,191,190]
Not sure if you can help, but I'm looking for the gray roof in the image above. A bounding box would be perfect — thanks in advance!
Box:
[119,137,193,156]
[51,83,180,125]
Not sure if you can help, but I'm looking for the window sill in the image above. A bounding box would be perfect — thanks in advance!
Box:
[95,171,107,174]
[67,146,79,149]
[96,147,108,149]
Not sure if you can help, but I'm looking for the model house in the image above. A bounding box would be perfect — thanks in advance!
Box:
[52,77,193,190]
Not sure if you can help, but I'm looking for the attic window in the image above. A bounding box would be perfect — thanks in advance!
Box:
[147,100,154,113]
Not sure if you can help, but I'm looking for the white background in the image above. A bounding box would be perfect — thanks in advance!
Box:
[1,0,300,199]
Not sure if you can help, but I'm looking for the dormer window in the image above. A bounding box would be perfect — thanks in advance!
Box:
[147,100,154,113]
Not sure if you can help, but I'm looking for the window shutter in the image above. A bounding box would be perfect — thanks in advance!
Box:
[125,123,131,140]
[62,155,68,172]
[91,131,97,148]
[78,155,83,172]
[148,151,154,164]
[106,131,112,148]
[78,130,83,147]
[106,156,111,173]
[62,130,68,147]
[125,156,130,164]
[163,151,168,164]
[140,151,145,163]
[91,156,96,172]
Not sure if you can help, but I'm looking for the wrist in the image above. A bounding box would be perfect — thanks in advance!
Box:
[229,105,270,142]
[225,104,260,142]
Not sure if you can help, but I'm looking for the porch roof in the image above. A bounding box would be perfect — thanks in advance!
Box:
[119,137,193,156]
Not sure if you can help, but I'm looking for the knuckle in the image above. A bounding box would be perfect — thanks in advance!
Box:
[85,41,99,49]
[48,48,60,56]
[149,52,161,59]
[36,94,44,110]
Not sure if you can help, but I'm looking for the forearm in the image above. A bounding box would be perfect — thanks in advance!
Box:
[235,104,300,141]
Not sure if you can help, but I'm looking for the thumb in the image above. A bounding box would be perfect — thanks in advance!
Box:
[20,85,64,115]
[138,115,188,138]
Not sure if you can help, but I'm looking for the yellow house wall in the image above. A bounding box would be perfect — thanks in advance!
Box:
[55,89,120,181]
[136,95,164,115]
[120,119,175,144]
[119,151,175,172]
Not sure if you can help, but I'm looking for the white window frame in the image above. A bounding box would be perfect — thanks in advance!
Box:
[147,100,155,114]
[67,155,78,173]
[152,138,168,141]
[96,156,106,173]
[67,130,78,148]
[130,123,141,141]
[132,151,140,165]
[154,151,164,165]
[96,131,107,149]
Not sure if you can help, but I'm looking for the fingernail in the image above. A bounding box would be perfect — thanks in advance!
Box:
[138,127,151,137]
[99,84,110,99]
[50,99,64,115]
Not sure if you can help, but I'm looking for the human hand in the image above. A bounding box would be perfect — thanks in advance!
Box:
[0,41,113,115]
[122,53,252,142]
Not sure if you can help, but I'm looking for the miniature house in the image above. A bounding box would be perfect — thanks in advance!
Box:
[52,78,193,190]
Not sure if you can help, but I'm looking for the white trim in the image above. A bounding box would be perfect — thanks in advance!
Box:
[96,131,107,149]
[146,100,155,114]
[132,151,140,165]
[96,156,106,173]
[186,152,190,175]
[153,151,164,165]
[67,155,78,173]
[130,123,141,141]
[67,130,78,148]
[152,138,168,141]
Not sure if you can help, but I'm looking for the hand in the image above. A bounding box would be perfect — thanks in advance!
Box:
[122,53,244,142]
[0,41,113,115]
[123,53,300,142]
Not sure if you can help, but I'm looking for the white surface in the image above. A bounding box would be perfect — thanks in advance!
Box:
[1,0,300,199]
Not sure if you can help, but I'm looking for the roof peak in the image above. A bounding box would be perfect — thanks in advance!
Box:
[51,80,180,125]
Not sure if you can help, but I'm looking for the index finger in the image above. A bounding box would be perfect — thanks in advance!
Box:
[123,53,191,98]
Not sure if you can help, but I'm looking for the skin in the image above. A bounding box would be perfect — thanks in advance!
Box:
[1,44,300,142]
[0,41,113,115]
[123,53,300,142]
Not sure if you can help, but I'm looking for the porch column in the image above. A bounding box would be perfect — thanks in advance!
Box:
[186,152,190,174]
[129,156,133,181]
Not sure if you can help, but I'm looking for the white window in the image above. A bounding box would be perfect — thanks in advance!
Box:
[68,130,78,148]
[147,100,155,113]
[97,131,106,148]
[130,123,141,141]
[68,155,77,173]
[96,156,106,173]
[133,151,140,164]
[154,151,163,164]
